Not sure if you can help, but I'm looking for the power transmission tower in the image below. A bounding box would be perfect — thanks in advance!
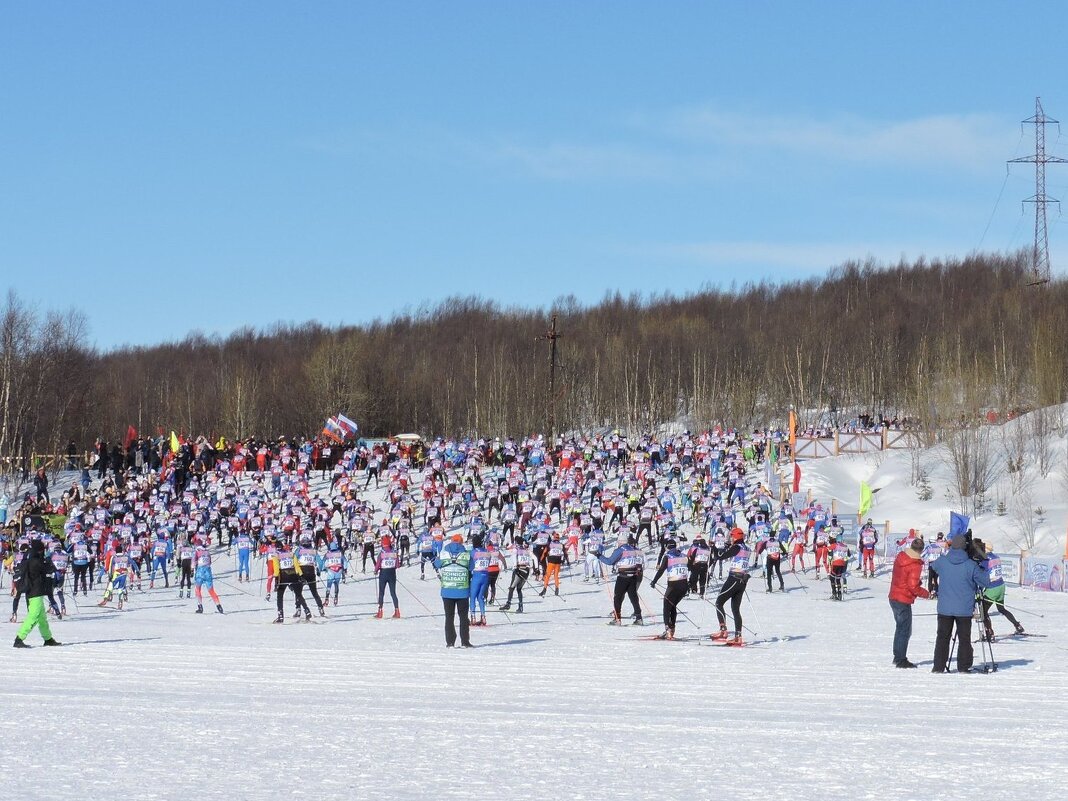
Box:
[535,314,560,441]
[1009,97,1067,285]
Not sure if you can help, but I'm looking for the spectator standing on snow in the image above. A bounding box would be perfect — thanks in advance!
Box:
[13,539,61,648]
[434,533,473,647]
[929,532,994,673]
[888,537,929,668]
[33,469,49,504]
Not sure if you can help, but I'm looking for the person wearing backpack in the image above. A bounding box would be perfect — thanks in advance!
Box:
[13,539,61,648]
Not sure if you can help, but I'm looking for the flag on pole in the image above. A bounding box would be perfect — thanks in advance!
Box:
[322,416,345,444]
[792,462,801,494]
[337,414,358,437]
[788,409,797,455]
[170,431,180,454]
[123,425,138,450]
[859,481,873,518]
[949,512,970,538]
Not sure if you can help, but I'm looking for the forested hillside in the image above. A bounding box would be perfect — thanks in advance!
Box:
[2,251,1066,462]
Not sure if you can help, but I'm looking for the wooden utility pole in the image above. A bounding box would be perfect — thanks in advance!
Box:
[536,315,560,441]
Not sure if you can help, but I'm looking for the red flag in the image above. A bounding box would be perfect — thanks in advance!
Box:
[124,425,138,450]
[792,462,801,493]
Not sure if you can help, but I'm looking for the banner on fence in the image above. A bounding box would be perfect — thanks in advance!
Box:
[1022,558,1065,592]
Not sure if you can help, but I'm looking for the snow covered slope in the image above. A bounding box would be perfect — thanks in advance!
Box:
[798,405,1068,557]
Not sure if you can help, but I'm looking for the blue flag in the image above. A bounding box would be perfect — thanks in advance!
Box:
[949,512,970,538]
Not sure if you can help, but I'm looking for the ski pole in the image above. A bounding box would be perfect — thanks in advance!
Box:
[993,600,1044,619]
[647,583,700,630]
[634,582,657,621]
[742,587,765,636]
[394,575,436,615]
[692,582,758,636]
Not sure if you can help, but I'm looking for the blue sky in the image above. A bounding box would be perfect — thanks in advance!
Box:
[3,2,1067,350]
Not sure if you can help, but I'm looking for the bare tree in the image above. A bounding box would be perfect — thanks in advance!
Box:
[1002,418,1029,495]
[1008,485,1039,554]
[943,425,999,517]
[1030,406,1055,478]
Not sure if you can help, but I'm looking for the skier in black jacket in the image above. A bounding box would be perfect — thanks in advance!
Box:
[711,528,751,646]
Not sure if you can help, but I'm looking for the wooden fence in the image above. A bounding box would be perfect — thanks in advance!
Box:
[795,428,921,458]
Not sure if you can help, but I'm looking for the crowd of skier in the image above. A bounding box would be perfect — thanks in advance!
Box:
[1,427,1033,665]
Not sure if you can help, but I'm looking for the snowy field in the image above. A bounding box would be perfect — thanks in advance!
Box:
[3,480,1067,801]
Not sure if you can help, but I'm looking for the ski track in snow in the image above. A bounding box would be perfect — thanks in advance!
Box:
[3,476,1067,801]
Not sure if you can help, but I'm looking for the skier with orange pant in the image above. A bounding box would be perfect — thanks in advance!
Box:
[538,531,570,597]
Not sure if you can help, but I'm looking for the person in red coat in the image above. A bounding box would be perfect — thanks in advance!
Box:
[888,538,930,668]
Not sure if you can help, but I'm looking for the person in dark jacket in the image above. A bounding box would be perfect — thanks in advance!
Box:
[13,539,61,648]
[929,532,994,673]
[33,468,49,503]
[596,534,645,625]
[888,538,930,668]
[96,440,109,479]
[110,444,125,488]
[710,528,751,645]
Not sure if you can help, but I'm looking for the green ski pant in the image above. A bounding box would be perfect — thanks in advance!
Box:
[17,596,53,642]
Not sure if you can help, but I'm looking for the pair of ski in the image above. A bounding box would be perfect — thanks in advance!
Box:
[639,633,789,647]
[973,632,1044,644]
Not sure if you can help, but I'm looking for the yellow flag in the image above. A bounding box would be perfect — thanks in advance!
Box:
[859,481,873,518]
[170,431,180,454]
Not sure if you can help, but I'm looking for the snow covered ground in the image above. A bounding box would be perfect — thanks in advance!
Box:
[3,472,1067,801]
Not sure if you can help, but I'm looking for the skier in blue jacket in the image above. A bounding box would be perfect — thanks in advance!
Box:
[597,534,644,625]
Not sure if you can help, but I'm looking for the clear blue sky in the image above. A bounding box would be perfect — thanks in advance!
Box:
[3,2,1067,350]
